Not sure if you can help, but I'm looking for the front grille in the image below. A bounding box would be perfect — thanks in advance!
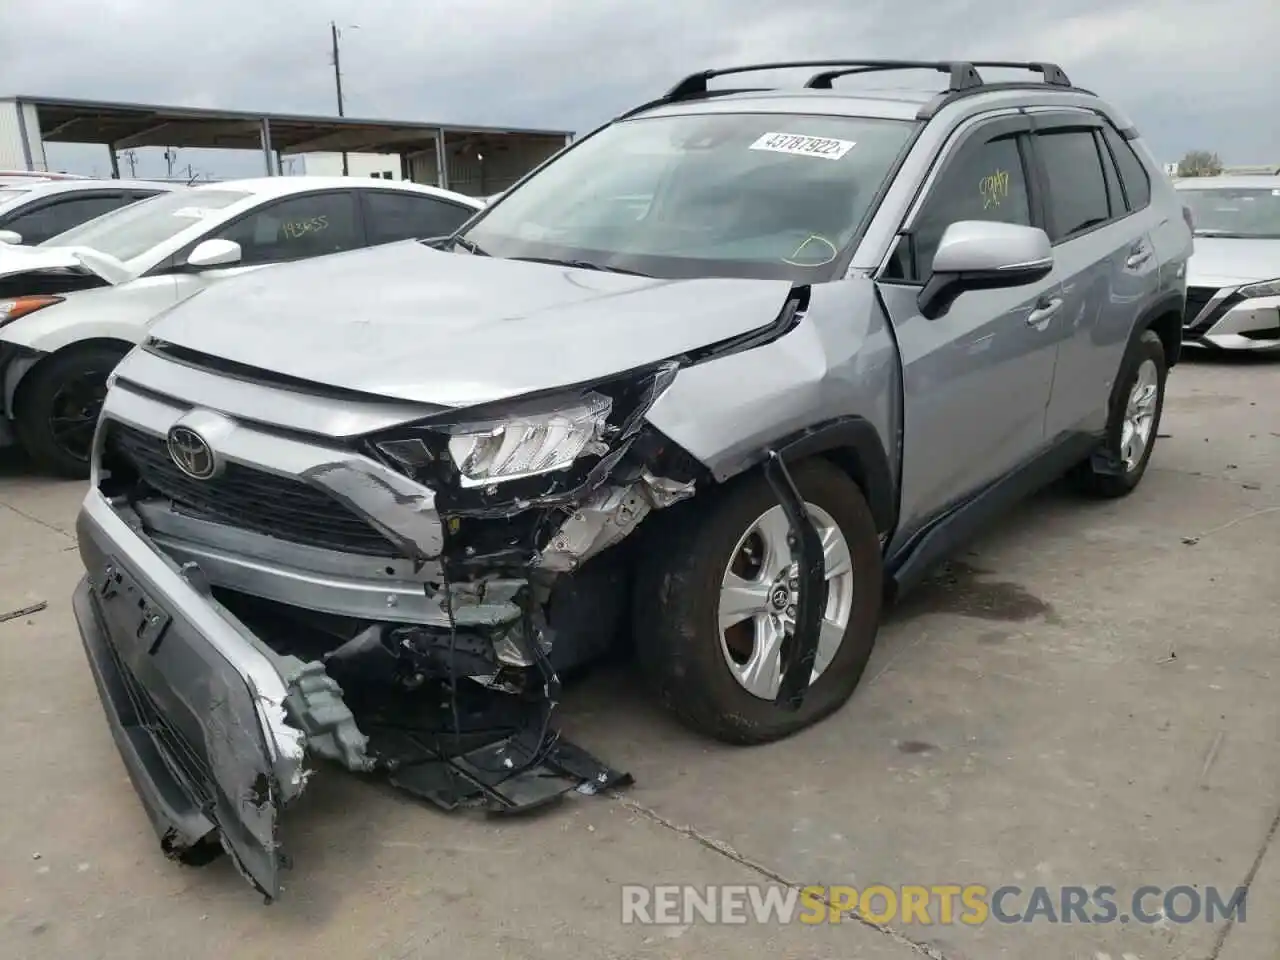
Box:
[105,637,214,806]
[106,422,399,557]
[1183,286,1217,327]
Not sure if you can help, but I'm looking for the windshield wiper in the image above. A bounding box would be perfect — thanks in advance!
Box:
[450,236,490,256]
[509,256,650,277]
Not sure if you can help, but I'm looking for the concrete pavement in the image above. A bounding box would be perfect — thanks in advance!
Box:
[1,354,1277,960]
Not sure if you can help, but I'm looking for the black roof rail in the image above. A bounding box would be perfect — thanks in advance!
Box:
[805,61,983,90]
[619,60,1079,124]
[662,60,972,99]
[661,58,1072,101]
[966,60,1072,87]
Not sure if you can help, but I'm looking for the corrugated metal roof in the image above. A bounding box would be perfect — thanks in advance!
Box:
[1,94,572,155]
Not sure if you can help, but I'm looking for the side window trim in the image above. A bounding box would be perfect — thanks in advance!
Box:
[880,113,1034,287]
[6,190,125,220]
[1096,121,1152,214]
[1026,113,1124,246]
[1092,129,1126,219]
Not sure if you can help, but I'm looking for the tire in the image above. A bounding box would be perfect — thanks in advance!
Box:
[633,458,883,744]
[14,343,129,479]
[1070,328,1167,498]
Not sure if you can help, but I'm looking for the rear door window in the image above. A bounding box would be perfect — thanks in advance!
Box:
[362,191,475,245]
[215,191,361,265]
[1101,125,1151,211]
[1035,129,1112,241]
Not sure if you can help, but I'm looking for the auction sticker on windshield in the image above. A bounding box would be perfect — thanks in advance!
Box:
[749,132,856,160]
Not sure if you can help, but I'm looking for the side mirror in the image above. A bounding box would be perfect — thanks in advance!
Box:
[917,221,1053,320]
[0,229,23,245]
[186,238,242,269]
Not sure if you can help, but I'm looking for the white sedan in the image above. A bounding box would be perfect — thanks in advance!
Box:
[0,178,176,246]
[0,176,483,476]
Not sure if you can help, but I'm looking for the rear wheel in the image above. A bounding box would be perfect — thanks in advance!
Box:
[14,343,129,479]
[1071,328,1166,498]
[633,459,883,744]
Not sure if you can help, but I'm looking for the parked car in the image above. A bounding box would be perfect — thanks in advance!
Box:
[1176,175,1280,352]
[0,176,483,475]
[0,170,91,183]
[0,177,174,246]
[71,59,1189,898]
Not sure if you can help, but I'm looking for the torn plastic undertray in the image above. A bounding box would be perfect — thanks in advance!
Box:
[352,683,633,814]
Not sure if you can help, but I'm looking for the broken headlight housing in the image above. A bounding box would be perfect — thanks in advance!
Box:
[379,391,614,488]
[366,363,678,511]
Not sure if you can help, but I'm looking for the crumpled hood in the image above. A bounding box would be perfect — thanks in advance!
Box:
[1187,237,1280,288]
[0,243,131,285]
[148,241,797,407]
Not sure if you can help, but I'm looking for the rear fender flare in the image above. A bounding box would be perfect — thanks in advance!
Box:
[1134,290,1185,369]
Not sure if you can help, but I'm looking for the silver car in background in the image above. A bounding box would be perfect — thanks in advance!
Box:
[1177,175,1280,352]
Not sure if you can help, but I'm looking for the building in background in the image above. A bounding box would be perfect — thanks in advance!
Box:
[0,96,571,198]
[299,152,401,179]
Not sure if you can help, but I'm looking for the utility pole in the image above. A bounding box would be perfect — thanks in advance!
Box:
[123,149,138,178]
[164,147,177,178]
[330,21,348,176]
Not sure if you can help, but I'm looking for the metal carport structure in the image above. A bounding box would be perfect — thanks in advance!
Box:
[0,95,573,197]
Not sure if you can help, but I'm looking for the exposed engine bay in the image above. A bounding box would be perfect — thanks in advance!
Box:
[92,355,709,844]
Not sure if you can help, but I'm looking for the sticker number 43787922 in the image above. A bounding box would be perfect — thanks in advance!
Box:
[749,132,856,160]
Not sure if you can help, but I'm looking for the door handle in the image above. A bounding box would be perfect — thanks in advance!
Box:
[1126,248,1152,268]
[1025,296,1063,329]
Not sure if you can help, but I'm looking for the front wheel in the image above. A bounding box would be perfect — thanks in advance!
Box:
[633,459,883,744]
[1070,328,1167,498]
[14,343,129,479]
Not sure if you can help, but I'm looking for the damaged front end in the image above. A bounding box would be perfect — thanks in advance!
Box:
[74,349,701,900]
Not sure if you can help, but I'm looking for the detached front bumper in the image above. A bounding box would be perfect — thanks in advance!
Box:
[73,488,313,899]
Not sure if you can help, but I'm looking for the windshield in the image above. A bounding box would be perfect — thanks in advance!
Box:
[1179,186,1280,239]
[41,188,250,261]
[458,112,917,281]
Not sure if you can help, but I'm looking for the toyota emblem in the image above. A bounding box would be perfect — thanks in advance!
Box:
[166,425,218,480]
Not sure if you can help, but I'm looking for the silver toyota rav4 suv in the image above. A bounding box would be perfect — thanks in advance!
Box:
[71,60,1191,898]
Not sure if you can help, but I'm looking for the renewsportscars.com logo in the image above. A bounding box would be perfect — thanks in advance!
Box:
[620,884,1247,927]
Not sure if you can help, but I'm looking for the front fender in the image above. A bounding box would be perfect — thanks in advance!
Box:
[0,292,164,420]
[645,278,900,508]
[0,306,152,355]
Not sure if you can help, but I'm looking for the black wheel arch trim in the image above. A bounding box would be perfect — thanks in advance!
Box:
[1136,290,1185,368]
[749,416,896,536]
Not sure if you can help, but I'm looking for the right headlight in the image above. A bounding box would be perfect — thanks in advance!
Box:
[1238,278,1280,299]
[366,362,678,505]
[378,391,613,488]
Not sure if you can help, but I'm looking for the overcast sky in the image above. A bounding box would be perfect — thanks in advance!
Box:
[2,0,1277,179]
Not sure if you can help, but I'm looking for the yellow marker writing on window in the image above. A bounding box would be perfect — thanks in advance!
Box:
[979,170,1010,209]
[282,215,330,240]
